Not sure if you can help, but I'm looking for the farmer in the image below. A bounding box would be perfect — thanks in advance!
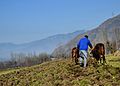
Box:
[77,35,93,67]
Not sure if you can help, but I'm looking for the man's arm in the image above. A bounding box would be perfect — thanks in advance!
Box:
[88,40,93,49]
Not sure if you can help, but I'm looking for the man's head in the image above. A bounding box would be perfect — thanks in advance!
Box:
[84,35,88,38]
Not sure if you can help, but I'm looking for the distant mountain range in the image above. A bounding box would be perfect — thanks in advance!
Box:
[52,14,120,58]
[0,30,86,61]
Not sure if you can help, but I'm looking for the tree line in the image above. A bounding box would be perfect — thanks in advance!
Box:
[0,53,52,70]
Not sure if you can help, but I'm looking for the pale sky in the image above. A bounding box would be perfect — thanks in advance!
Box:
[0,0,120,44]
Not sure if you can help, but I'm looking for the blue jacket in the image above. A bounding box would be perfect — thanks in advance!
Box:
[77,37,92,51]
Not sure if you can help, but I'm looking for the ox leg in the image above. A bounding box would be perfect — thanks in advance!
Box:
[100,55,103,64]
[100,58,101,63]
[75,57,78,65]
[96,56,100,64]
[103,55,106,64]
[71,55,74,62]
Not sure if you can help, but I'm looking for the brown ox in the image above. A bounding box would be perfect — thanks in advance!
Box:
[71,47,79,64]
[91,43,106,64]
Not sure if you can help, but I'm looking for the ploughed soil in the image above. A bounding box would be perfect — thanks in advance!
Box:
[0,55,120,86]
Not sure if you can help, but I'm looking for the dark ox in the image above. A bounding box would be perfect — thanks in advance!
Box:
[71,47,79,64]
[91,43,106,64]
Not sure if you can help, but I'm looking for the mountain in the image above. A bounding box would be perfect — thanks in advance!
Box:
[52,14,120,58]
[0,30,86,61]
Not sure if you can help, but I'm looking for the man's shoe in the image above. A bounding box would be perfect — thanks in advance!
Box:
[80,63,84,67]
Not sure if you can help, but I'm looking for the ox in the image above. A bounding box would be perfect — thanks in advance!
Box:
[71,47,79,64]
[91,43,106,64]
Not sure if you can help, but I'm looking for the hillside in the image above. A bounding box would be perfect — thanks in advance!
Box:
[0,55,120,86]
[52,15,120,57]
[0,30,86,61]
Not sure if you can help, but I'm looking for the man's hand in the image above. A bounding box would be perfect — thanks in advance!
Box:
[90,47,94,51]
[89,47,94,56]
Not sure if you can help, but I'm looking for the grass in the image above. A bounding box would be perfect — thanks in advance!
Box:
[0,55,120,86]
[106,54,120,67]
[0,68,21,76]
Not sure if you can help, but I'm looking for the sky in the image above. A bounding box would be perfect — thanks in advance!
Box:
[0,0,120,44]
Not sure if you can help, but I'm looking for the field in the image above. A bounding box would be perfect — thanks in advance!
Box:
[0,55,120,86]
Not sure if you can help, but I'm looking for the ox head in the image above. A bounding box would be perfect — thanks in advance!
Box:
[72,47,79,58]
